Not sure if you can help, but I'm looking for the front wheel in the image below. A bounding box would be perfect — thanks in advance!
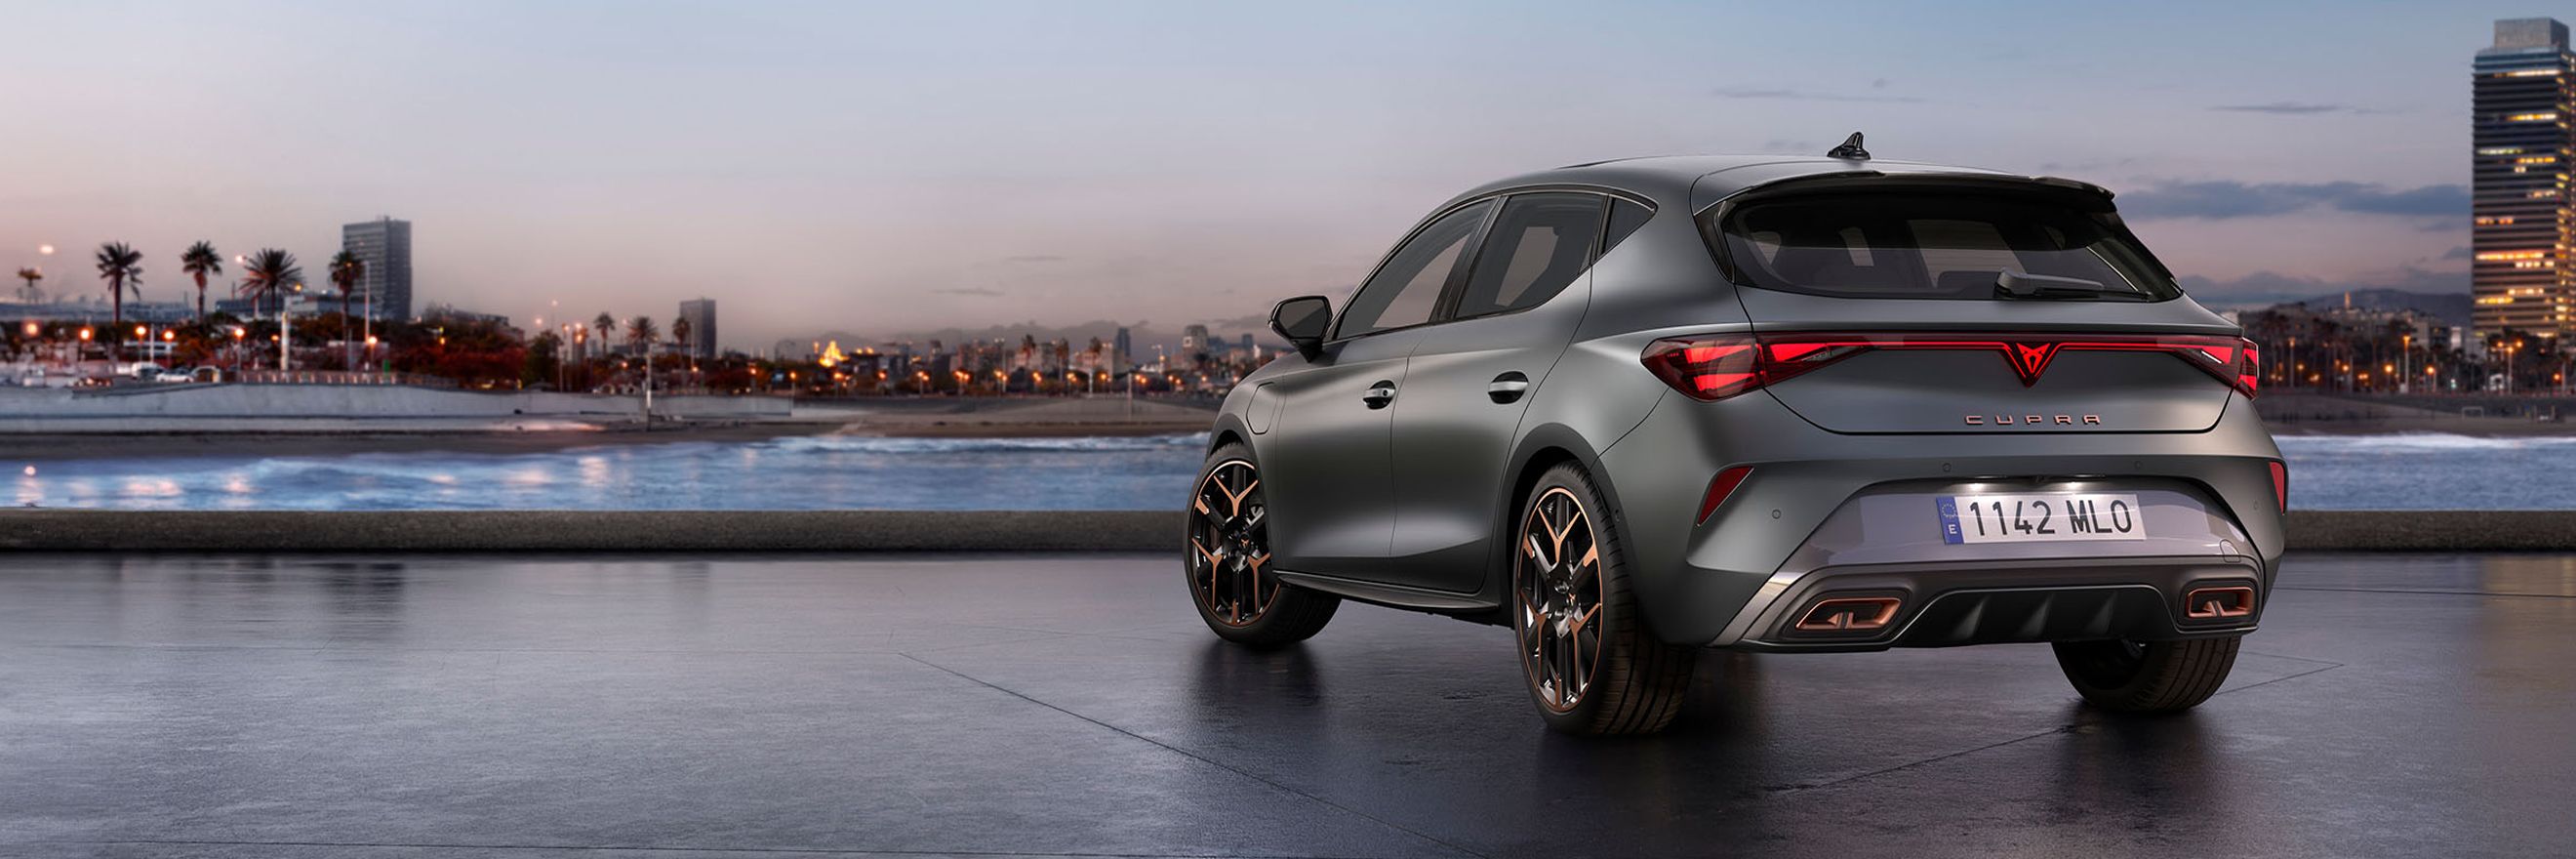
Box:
[1186,443,1337,648]
[2052,636,2240,713]
[1513,463,1696,735]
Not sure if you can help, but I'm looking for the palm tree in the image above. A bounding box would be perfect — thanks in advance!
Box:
[13,267,37,303]
[328,250,366,369]
[94,242,144,362]
[237,248,302,322]
[180,241,221,322]
[669,316,693,390]
[626,315,658,354]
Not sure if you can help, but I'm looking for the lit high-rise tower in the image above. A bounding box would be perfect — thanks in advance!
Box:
[2473,18,2576,343]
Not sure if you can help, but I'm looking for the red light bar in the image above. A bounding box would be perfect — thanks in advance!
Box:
[1641,332,2263,401]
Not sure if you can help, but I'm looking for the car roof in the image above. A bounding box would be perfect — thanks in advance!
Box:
[1444,154,2095,214]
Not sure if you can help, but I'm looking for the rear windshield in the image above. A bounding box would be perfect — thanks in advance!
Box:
[1710,190,2179,301]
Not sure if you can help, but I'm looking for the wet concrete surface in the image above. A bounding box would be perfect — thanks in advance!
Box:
[1,552,2569,858]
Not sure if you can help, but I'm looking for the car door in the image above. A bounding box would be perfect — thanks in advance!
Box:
[1262,200,1495,581]
[1387,192,1610,593]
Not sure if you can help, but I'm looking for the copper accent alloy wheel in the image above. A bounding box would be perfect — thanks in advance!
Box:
[1188,458,1275,627]
[1516,486,1604,713]
[1186,444,1338,648]
[1512,463,1694,735]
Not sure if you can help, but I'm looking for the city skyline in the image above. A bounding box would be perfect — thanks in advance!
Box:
[0,1,2543,348]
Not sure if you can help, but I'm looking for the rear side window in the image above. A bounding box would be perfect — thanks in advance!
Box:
[1454,193,1605,318]
[1602,198,1652,255]
[1711,191,2178,301]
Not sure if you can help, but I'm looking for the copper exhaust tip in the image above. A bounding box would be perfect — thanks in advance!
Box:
[2184,586,2256,619]
[1794,596,1903,632]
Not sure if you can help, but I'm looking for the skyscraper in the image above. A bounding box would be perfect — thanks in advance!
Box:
[678,298,718,359]
[1113,326,1132,371]
[342,217,414,321]
[1181,323,1210,370]
[2473,18,2576,342]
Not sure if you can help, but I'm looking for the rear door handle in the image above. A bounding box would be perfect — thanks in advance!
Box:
[1362,381,1397,409]
[1487,372,1530,404]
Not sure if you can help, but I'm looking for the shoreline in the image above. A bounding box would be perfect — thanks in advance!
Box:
[3,417,2569,464]
[0,419,1212,463]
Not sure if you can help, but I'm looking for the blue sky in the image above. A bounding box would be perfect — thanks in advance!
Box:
[0,1,2531,348]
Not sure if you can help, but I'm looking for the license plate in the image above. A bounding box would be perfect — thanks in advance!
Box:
[1938,493,2144,545]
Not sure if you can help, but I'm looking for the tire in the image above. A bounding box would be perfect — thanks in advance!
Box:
[1186,442,1337,648]
[2052,635,2241,713]
[1513,463,1696,735]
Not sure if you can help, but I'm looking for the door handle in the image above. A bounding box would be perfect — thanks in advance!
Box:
[1362,381,1397,409]
[1487,372,1531,404]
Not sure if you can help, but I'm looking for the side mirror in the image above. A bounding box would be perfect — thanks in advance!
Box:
[1269,295,1332,359]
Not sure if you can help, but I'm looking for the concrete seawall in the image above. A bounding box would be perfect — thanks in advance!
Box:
[1,510,2566,552]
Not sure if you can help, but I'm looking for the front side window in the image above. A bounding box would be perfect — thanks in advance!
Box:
[1454,193,1605,318]
[1711,190,2179,301]
[1337,200,1493,338]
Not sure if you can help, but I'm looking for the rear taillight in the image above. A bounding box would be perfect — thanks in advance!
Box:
[2236,340,2262,397]
[1640,332,2263,400]
[1640,335,1840,401]
[2270,461,2288,511]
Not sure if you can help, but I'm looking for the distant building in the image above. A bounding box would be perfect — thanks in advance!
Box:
[342,217,414,321]
[1113,326,1132,371]
[0,297,191,326]
[1181,323,1211,370]
[2474,19,2576,342]
[677,298,717,359]
[420,303,509,326]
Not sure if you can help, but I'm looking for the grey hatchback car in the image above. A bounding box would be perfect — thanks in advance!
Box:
[1187,138,2286,735]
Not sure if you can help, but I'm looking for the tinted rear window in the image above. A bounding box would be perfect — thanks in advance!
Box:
[1710,191,2178,301]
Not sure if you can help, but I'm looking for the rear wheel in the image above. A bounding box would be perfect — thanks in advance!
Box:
[1513,464,1695,735]
[2052,636,2240,713]
[1186,443,1337,648]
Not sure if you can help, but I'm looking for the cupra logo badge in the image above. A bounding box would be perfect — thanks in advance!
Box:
[2005,342,2062,387]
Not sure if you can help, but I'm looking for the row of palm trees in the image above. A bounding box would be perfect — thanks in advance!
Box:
[21,241,375,362]
[564,310,691,355]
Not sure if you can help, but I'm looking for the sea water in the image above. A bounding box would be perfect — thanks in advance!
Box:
[10,432,2574,511]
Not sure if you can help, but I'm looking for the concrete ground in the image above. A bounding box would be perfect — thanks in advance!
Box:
[1,552,2568,859]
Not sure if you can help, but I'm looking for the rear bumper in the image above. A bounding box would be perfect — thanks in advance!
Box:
[1718,555,2264,652]
[1594,389,2285,646]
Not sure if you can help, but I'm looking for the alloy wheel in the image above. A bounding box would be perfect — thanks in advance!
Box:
[1516,486,1603,713]
[1188,459,1275,627]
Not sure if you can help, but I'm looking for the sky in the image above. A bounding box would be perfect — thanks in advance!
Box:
[0,0,2536,350]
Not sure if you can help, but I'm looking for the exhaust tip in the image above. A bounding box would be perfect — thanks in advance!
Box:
[2184,586,2256,620]
[1794,596,1904,633]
